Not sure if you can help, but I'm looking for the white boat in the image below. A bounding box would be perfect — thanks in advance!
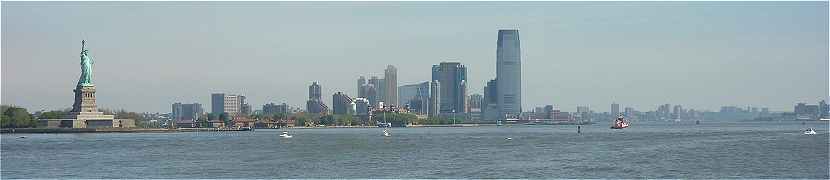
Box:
[804,128,817,135]
[611,114,630,129]
[279,131,293,138]
[383,128,391,137]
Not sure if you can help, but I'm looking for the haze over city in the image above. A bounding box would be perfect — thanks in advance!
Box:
[2,1,827,113]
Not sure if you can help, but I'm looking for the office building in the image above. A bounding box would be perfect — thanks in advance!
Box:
[211,93,246,116]
[384,65,398,106]
[496,29,522,119]
[306,82,328,114]
[431,62,467,114]
[429,80,441,117]
[263,103,289,115]
[332,92,354,115]
[172,103,203,121]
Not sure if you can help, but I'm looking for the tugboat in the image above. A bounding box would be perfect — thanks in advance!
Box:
[610,114,630,129]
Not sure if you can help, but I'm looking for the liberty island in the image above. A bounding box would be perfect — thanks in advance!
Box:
[37,41,135,129]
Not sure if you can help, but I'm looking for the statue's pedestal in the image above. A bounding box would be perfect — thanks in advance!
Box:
[39,84,135,129]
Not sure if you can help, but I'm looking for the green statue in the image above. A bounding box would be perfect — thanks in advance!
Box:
[78,40,93,86]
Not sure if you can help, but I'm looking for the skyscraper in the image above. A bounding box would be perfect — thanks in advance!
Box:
[482,79,499,121]
[611,103,620,116]
[429,80,440,117]
[384,65,398,106]
[309,82,322,101]
[368,76,385,106]
[306,82,328,114]
[431,62,467,114]
[496,29,522,119]
[357,76,367,98]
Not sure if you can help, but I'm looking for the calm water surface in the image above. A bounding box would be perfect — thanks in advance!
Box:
[2,121,828,179]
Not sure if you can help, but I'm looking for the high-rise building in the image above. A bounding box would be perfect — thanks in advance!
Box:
[482,79,499,121]
[309,82,322,101]
[263,103,289,115]
[306,82,328,114]
[611,103,620,116]
[369,76,385,105]
[332,92,354,115]
[429,80,441,117]
[362,84,378,106]
[576,106,591,123]
[819,100,829,119]
[211,93,245,116]
[398,82,430,108]
[672,105,683,119]
[496,29,522,120]
[172,103,203,121]
[384,65,398,106]
[431,62,467,114]
[211,93,224,114]
[354,98,370,116]
[467,94,483,122]
[357,76,367,98]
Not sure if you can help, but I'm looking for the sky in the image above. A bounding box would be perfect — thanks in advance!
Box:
[2,1,828,113]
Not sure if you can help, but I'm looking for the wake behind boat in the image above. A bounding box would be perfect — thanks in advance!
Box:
[611,114,630,129]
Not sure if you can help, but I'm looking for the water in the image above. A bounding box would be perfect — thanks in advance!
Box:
[2,121,828,179]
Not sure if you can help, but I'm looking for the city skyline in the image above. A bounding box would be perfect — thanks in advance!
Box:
[2,2,828,113]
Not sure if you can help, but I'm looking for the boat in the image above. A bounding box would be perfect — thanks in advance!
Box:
[383,128,391,137]
[610,114,630,129]
[279,131,293,138]
[804,128,817,135]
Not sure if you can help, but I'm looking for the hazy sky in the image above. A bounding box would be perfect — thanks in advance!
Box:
[2,1,828,113]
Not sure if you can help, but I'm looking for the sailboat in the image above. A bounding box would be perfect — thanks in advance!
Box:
[610,114,630,129]
[382,111,391,137]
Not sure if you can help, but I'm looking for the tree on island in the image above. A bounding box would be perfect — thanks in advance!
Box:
[1,105,37,128]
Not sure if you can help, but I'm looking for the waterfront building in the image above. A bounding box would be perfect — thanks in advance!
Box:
[357,76,367,98]
[332,92,354,115]
[211,93,246,116]
[306,82,328,114]
[496,29,522,120]
[362,84,378,106]
[820,100,829,119]
[39,41,134,128]
[577,106,591,123]
[468,94,483,122]
[384,65,398,106]
[354,98,371,116]
[431,62,467,115]
[369,76,385,105]
[795,102,820,120]
[482,79,499,121]
[398,82,431,115]
[172,103,203,121]
[263,103,289,115]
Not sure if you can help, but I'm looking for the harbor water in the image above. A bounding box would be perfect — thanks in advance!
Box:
[2,121,828,179]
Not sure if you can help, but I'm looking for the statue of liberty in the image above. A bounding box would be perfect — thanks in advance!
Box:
[78,40,93,86]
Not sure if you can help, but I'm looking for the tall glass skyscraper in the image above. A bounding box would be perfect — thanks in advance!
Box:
[496,29,521,119]
[432,62,467,114]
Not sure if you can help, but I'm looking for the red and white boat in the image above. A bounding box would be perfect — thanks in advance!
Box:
[611,114,630,129]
